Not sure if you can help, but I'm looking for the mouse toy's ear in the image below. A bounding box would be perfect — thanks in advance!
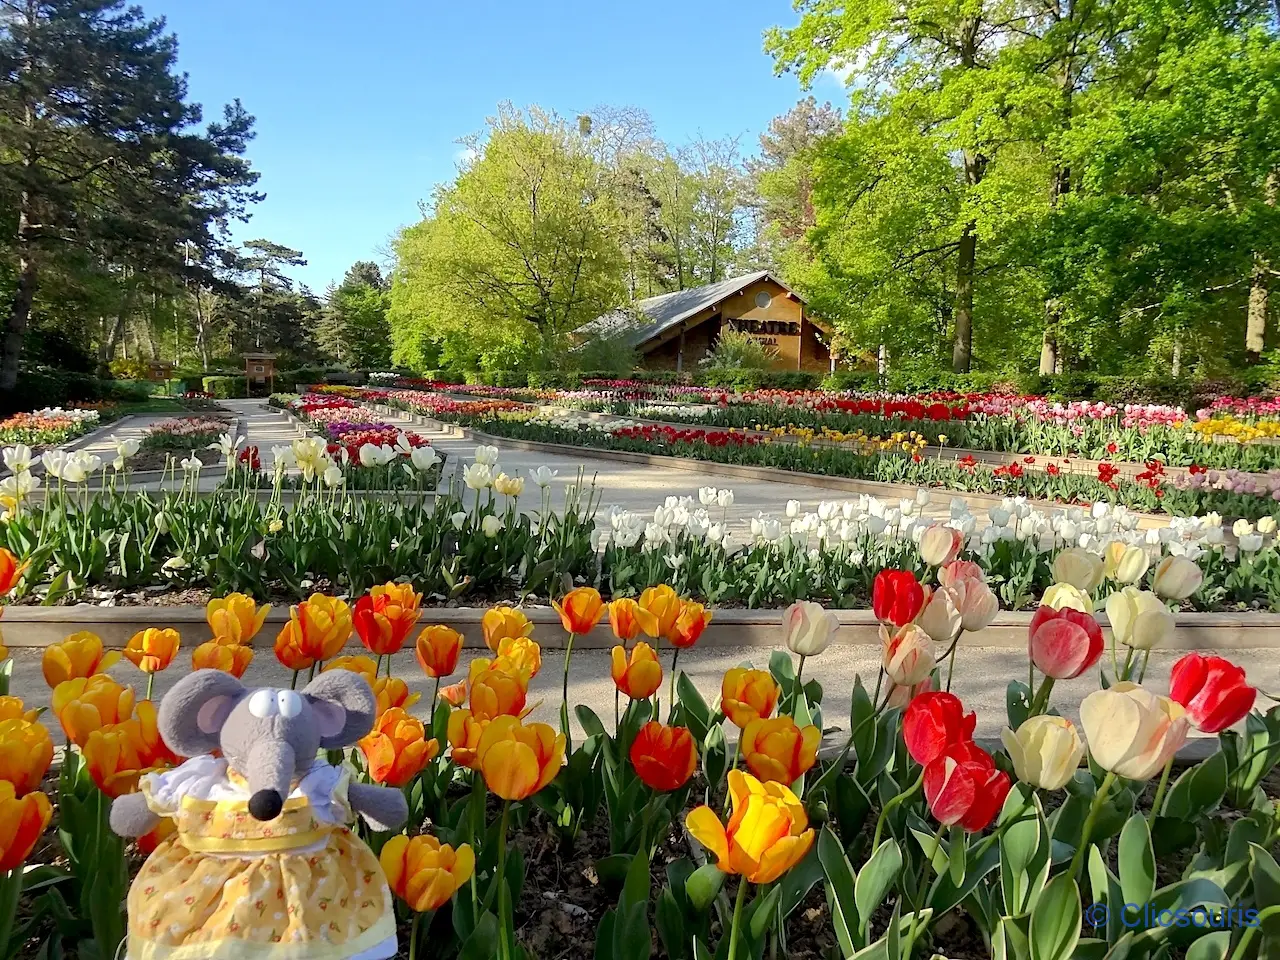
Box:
[158,669,247,757]
[301,669,376,748]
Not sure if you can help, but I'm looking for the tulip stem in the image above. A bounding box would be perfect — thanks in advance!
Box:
[944,650,956,693]
[668,649,681,724]
[1028,676,1055,717]
[408,912,421,960]
[1147,758,1173,826]
[289,669,299,691]
[145,673,154,701]
[614,687,621,734]
[872,770,925,853]
[1069,771,1118,880]
[561,633,576,744]
[726,878,749,960]
[1136,649,1151,683]
[431,675,441,708]
[494,800,513,960]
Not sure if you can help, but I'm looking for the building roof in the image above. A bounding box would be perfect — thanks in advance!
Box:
[581,271,802,347]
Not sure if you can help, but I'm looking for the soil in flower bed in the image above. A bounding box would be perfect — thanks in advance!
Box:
[124,445,223,473]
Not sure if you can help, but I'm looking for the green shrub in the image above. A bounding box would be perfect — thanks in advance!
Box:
[822,371,882,392]
[203,375,247,398]
[108,357,152,380]
[421,369,465,385]
[465,370,528,388]
[105,379,154,402]
[528,371,585,389]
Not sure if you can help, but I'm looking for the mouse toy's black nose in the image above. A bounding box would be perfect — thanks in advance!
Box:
[248,789,284,821]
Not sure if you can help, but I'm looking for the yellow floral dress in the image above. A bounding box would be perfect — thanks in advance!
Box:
[126,755,396,960]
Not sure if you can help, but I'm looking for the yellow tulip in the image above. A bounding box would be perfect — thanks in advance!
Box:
[191,639,255,678]
[607,598,658,643]
[610,642,662,700]
[359,708,438,787]
[740,716,820,785]
[685,769,814,884]
[0,717,54,796]
[720,668,779,729]
[380,833,475,912]
[0,781,52,871]
[52,675,135,746]
[41,631,119,688]
[638,584,681,639]
[446,708,487,770]
[276,593,353,664]
[552,587,605,635]
[415,625,463,679]
[323,654,379,684]
[481,605,534,653]
[496,635,542,680]
[206,593,270,644]
[477,715,565,800]
[123,627,181,674]
[467,659,528,720]
[0,696,36,723]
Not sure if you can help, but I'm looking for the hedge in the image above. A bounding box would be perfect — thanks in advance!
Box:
[202,376,247,399]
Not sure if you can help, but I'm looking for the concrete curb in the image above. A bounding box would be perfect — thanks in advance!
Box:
[4,604,1278,651]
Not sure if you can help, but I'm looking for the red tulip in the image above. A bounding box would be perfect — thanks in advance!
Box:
[1028,605,1104,679]
[872,570,925,627]
[923,740,1010,832]
[1169,653,1257,733]
[903,692,977,766]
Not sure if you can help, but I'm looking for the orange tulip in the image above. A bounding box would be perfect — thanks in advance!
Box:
[273,626,314,671]
[42,631,120,688]
[137,818,177,856]
[354,581,422,656]
[630,721,697,792]
[720,668,779,729]
[359,708,439,787]
[608,598,658,643]
[685,770,814,884]
[439,680,467,707]
[0,548,27,596]
[415,625,463,679]
[477,715,565,800]
[496,635,542,680]
[133,699,181,766]
[380,833,475,912]
[0,696,37,723]
[467,659,528,720]
[639,584,682,639]
[191,639,255,678]
[372,677,421,716]
[206,593,270,644]
[447,708,487,769]
[276,594,353,665]
[611,642,663,700]
[481,605,534,652]
[0,717,54,796]
[0,636,6,664]
[83,723,163,797]
[52,675,135,746]
[741,717,821,785]
[0,780,52,871]
[123,627,181,674]
[552,587,604,635]
[670,601,712,649]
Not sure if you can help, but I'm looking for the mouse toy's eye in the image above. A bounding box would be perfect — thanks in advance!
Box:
[248,689,278,718]
[276,689,303,718]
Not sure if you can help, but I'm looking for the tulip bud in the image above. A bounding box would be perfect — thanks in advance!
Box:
[740,716,820,785]
[1169,652,1256,733]
[782,600,839,656]
[872,569,926,626]
[1051,547,1104,592]
[1104,587,1174,650]
[630,721,697,791]
[720,668,779,729]
[1040,582,1093,613]
[1028,605,1104,679]
[1152,556,1202,600]
[903,691,975,765]
[916,587,962,643]
[1079,682,1188,781]
[919,524,963,566]
[880,623,935,687]
[1000,715,1084,790]
[611,642,663,700]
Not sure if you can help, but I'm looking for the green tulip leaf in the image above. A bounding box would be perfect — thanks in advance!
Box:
[1118,813,1156,907]
[818,825,859,956]
[853,838,903,941]
[1028,874,1080,960]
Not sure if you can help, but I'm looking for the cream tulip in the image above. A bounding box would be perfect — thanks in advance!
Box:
[1079,682,1188,781]
[1041,582,1093,613]
[1104,587,1175,650]
[919,524,963,566]
[1000,715,1085,790]
[1051,547,1104,593]
[782,600,839,657]
[880,623,935,687]
[1151,556,1202,601]
[916,586,962,643]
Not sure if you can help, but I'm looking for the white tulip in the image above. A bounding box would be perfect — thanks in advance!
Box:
[785,500,801,518]
[463,463,493,490]
[1232,518,1254,538]
[450,511,467,530]
[783,600,840,656]
[473,444,499,466]
[323,464,345,487]
[2,444,32,475]
[410,446,441,472]
[529,465,557,487]
[481,514,504,538]
[1257,516,1277,535]
[1239,533,1263,553]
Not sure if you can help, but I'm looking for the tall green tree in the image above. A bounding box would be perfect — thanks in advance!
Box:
[0,0,260,396]
[389,104,628,371]
[318,261,392,368]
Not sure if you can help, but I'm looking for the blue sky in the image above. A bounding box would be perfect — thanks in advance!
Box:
[144,0,836,291]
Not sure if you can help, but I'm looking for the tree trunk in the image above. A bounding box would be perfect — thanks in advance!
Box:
[952,225,976,372]
[1,237,38,393]
[1246,170,1277,361]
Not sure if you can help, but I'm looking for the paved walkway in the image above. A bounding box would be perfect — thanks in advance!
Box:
[9,643,1271,745]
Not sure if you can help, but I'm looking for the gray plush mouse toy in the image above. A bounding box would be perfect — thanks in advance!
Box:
[110,668,409,960]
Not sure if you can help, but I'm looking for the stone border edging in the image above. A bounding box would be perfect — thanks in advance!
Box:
[4,604,1276,651]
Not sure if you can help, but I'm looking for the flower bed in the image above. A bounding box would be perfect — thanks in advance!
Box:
[0,406,101,448]
[3,561,1278,960]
